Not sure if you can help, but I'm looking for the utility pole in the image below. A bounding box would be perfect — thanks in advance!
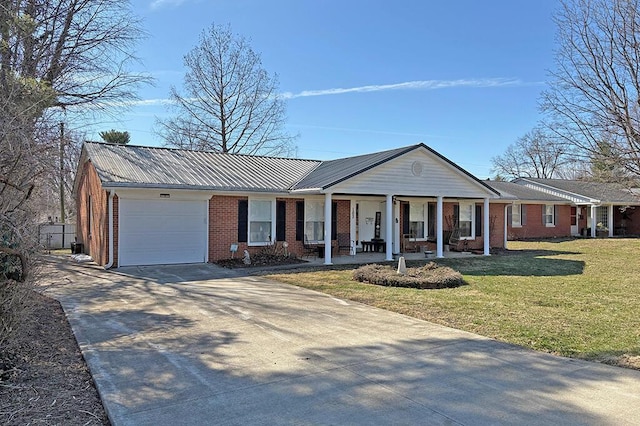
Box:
[59,122,65,223]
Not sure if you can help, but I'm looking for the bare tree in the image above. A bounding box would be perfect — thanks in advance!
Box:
[0,0,147,342]
[491,128,575,179]
[157,23,296,156]
[542,0,640,182]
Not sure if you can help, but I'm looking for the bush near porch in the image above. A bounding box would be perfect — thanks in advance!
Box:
[266,238,640,370]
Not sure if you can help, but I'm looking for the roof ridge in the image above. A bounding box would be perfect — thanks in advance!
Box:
[84,141,321,163]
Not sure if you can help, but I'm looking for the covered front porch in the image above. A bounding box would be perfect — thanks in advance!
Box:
[313,192,494,265]
[305,247,481,266]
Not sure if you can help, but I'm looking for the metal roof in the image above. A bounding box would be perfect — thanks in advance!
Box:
[84,142,320,192]
[291,143,500,195]
[518,178,640,204]
[485,181,568,202]
[291,145,418,190]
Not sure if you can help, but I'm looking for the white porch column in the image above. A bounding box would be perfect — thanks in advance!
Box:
[608,204,614,237]
[393,199,400,254]
[385,194,393,261]
[483,198,490,256]
[436,196,444,258]
[590,205,597,238]
[349,199,357,255]
[324,192,332,264]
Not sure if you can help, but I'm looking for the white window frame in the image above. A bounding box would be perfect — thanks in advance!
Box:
[409,202,427,239]
[459,201,475,239]
[248,198,276,246]
[305,200,325,243]
[596,206,608,230]
[512,203,522,227]
[544,204,555,227]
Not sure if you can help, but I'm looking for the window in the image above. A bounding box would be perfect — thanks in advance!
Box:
[596,206,608,230]
[249,199,274,244]
[409,202,425,238]
[512,203,522,227]
[305,200,324,242]
[543,204,555,226]
[459,202,474,238]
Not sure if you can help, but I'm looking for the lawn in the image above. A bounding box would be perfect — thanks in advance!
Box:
[266,238,640,369]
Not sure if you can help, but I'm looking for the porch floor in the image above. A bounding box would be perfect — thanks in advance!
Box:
[304,249,480,266]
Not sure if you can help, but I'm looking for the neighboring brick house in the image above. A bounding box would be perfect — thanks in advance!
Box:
[73,142,640,268]
[73,142,503,267]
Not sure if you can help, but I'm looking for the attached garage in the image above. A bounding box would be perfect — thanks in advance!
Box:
[118,198,208,266]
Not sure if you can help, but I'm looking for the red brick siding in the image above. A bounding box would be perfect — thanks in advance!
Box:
[207,196,352,262]
[507,204,572,240]
[75,161,109,266]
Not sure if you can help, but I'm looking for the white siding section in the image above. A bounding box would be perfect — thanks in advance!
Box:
[119,199,208,266]
[329,150,495,198]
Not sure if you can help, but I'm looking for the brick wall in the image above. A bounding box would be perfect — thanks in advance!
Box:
[75,161,109,265]
[507,204,572,240]
[208,196,352,262]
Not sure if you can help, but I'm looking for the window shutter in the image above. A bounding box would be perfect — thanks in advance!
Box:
[554,205,558,225]
[276,200,286,242]
[453,204,460,227]
[475,204,482,237]
[402,203,410,234]
[331,202,338,240]
[507,205,513,226]
[521,205,527,225]
[238,199,248,242]
[542,205,546,225]
[295,201,304,241]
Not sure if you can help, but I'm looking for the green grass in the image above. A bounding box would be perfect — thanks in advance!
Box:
[267,238,640,369]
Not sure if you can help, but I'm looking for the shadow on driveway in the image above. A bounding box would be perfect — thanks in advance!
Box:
[43,257,640,425]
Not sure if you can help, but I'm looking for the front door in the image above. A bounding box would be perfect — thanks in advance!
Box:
[570,206,579,236]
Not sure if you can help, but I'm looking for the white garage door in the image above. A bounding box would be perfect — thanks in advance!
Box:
[119,199,207,266]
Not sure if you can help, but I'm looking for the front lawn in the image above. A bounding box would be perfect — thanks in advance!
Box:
[266,238,640,369]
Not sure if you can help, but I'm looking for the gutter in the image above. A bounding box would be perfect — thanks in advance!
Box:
[104,191,115,269]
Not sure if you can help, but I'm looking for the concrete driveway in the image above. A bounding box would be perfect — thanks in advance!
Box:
[44,257,640,425]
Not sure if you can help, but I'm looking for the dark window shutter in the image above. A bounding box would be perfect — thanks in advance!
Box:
[276,200,286,242]
[402,203,410,234]
[331,202,338,240]
[295,201,304,241]
[238,199,248,242]
[521,205,527,225]
[453,204,460,227]
[542,205,546,225]
[554,205,558,225]
[507,205,513,226]
[475,204,482,237]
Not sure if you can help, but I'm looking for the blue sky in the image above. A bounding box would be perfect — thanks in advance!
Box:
[89,0,558,178]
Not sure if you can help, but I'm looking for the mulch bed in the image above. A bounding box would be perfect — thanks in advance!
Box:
[216,254,307,269]
[0,291,109,425]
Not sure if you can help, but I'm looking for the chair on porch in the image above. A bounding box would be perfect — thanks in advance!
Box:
[402,233,420,253]
[336,233,352,255]
[448,228,468,252]
[303,234,318,258]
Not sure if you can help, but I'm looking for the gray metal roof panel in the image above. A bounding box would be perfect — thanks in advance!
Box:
[486,181,568,202]
[292,145,417,190]
[522,178,640,204]
[85,142,320,192]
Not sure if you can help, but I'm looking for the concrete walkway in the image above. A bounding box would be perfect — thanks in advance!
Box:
[43,257,640,425]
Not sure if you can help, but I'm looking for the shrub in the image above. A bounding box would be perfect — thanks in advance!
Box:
[352,262,465,289]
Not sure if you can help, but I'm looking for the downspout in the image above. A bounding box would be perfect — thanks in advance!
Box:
[503,204,509,250]
[104,191,115,270]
